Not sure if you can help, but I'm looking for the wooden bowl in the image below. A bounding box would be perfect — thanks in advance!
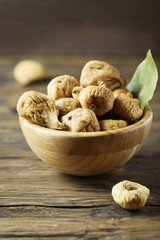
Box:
[19,106,152,176]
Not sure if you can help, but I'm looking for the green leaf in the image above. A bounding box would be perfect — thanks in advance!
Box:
[127,50,158,110]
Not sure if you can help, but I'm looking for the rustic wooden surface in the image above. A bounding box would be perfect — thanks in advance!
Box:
[0,55,160,239]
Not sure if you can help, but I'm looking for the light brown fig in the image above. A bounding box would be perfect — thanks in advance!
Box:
[100,119,129,131]
[80,60,125,89]
[79,86,114,116]
[112,180,150,210]
[113,95,143,123]
[113,88,133,99]
[13,60,46,86]
[72,86,84,101]
[47,75,79,100]
[61,108,100,132]
[17,91,66,130]
[55,98,81,116]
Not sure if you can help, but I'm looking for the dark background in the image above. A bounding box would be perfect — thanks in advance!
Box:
[0,0,160,56]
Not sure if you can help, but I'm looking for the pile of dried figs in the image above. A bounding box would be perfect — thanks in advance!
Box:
[17,60,144,132]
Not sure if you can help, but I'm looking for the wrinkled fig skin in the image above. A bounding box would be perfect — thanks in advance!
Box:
[79,86,114,116]
[47,75,79,100]
[72,86,84,101]
[17,91,66,130]
[80,60,125,89]
[55,98,81,116]
[100,119,129,131]
[112,180,150,210]
[113,88,133,99]
[61,108,100,132]
[113,95,143,123]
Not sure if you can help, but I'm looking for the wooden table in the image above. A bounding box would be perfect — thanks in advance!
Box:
[0,55,160,239]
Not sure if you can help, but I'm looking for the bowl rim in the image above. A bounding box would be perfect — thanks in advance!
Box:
[19,106,152,138]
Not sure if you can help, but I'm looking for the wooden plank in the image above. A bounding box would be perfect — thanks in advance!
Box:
[0,157,159,207]
[0,206,160,238]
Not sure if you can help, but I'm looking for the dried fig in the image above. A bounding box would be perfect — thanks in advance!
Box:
[61,108,100,132]
[55,98,80,116]
[112,180,150,210]
[113,95,143,123]
[113,88,133,99]
[100,119,129,131]
[47,75,79,100]
[17,90,65,130]
[72,86,84,101]
[13,60,45,85]
[79,86,114,116]
[80,60,125,89]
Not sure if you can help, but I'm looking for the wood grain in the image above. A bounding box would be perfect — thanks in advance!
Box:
[0,55,160,239]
